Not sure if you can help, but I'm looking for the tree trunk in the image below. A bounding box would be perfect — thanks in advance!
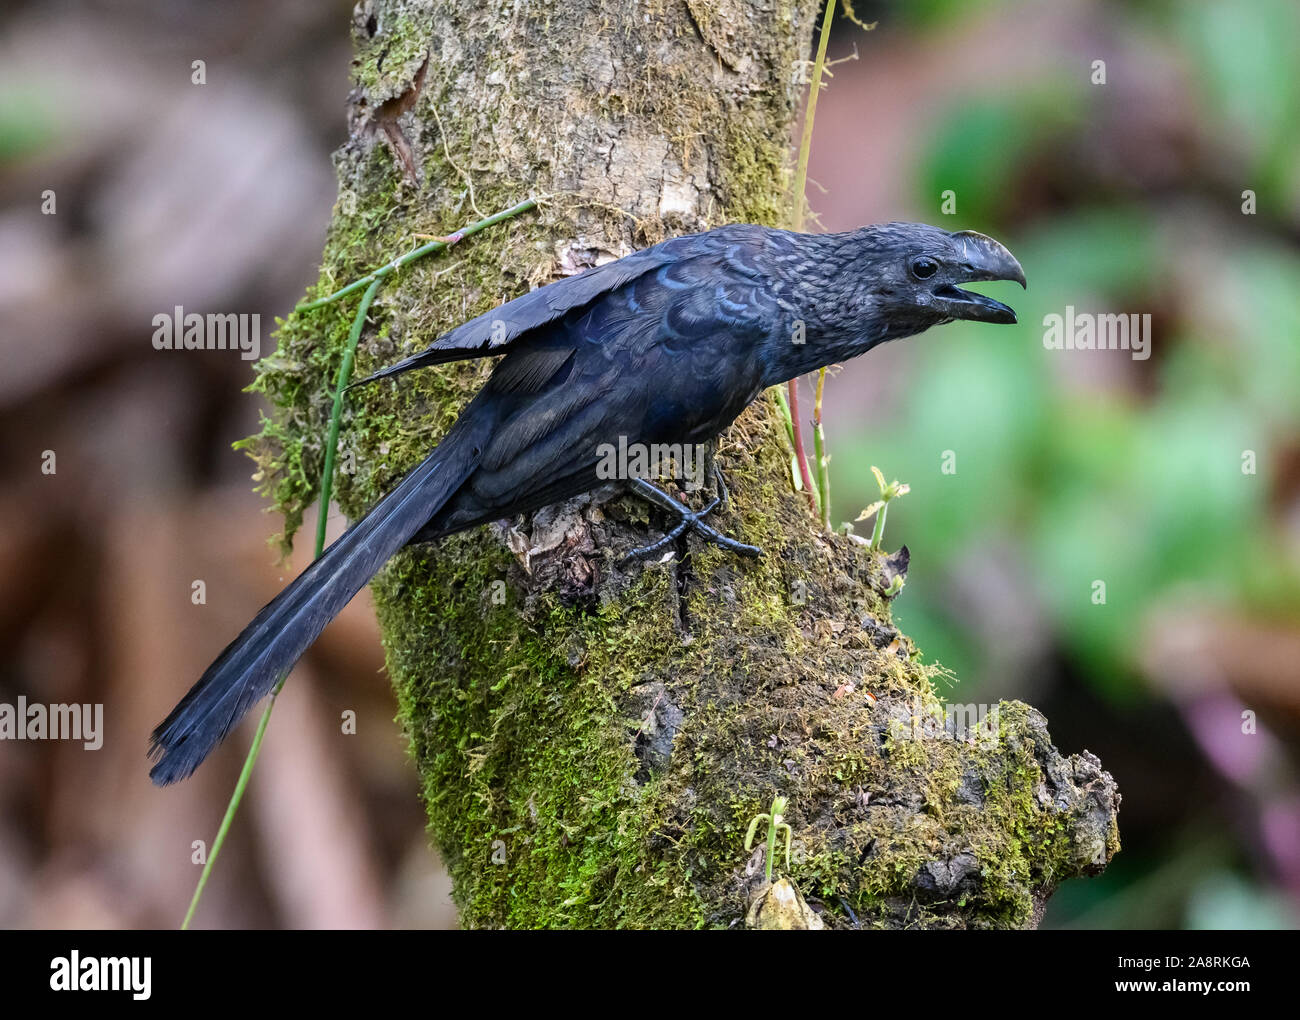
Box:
[249,0,1120,928]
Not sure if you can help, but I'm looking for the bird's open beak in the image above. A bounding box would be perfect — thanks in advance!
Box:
[934,230,1027,325]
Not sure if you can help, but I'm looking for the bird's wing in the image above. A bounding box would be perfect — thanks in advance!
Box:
[465,246,785,506]
[351,223,769,387]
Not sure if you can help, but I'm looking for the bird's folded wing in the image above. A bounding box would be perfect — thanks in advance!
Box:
[351,223,768,386]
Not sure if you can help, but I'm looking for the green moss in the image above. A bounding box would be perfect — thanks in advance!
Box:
[719,112,795,226]
[350,5,432,103]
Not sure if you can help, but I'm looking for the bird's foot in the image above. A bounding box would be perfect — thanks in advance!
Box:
[620,478,762,566]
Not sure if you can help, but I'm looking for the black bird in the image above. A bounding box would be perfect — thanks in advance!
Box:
[148,221,1025,784]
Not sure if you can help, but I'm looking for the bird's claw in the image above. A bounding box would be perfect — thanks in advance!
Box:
[620,479,763,566]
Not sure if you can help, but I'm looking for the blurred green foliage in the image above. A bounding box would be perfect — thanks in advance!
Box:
[836,0,1300,695]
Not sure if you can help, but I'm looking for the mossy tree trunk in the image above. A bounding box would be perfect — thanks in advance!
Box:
[250,0,1120,928]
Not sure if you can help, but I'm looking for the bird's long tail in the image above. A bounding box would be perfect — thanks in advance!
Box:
[148,416,485,785]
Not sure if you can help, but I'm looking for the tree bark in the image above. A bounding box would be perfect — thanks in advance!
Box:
[249,0,1120,928]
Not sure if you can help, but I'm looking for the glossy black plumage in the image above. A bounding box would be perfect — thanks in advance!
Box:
[148,221,1024,785]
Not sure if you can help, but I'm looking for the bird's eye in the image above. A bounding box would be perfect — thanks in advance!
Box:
[910,256,939,280]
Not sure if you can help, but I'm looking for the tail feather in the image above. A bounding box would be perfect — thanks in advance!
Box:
[348,345,468,390]
[148,425,482,785]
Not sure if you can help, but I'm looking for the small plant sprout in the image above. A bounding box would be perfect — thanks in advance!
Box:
[855,466,910,552]
[883,574,905,598]
[744,795,793,883]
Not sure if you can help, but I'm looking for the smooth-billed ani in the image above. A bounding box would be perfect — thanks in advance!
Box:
[149,221,1025,784]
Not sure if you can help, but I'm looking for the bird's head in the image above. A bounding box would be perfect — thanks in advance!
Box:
[767,221,1025,382]
[866,221,1026,326]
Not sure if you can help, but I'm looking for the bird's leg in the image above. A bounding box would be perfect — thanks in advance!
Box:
[711,458,731,511]
[620,477,762,565]
[698,439,731,510]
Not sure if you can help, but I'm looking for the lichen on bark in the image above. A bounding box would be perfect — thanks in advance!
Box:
[243,0,1120,928]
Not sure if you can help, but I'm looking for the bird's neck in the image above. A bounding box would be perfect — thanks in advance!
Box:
[757,231,898,385]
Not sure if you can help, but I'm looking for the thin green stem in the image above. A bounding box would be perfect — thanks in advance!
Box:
[315,278,383,554]
[781,0,837,515]
[870,501,888,552]
[295,198,539,313]
[765,811,779,884]
[181,695,274,929]
[772,385,796,450]
[813,367,831,532]
[791,0,836,233]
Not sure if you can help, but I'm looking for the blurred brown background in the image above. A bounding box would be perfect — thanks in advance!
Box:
[0,0,453,928]
[1,0,1297,928]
